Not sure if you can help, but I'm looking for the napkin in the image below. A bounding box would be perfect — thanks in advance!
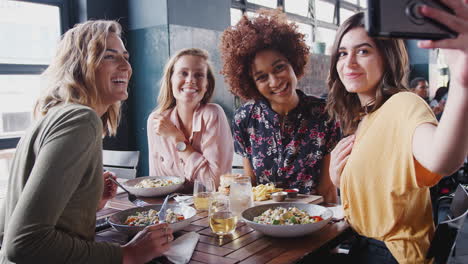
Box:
[165,232,200,264]
[173,195,194,206]
[329,205,344,220]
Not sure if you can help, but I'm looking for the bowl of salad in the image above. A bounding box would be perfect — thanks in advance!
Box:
[241,203,333,237]
[123,176,184,197]
[108,204,196,235]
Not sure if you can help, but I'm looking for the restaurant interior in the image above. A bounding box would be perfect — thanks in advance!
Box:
[0,0,467,264]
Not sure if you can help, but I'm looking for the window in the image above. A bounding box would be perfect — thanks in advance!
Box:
[315,0,335,24]
[340,7,355,23]
[295,21,313,48]
[0,1,61,140]
[247,0,277,9]
[231,8,243,26]
[315,27,336,54]
[360,0,367,8]
[285,0,310,17]
[0,0,64,201]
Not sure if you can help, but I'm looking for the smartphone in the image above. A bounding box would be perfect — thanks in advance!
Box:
[365,0,458,40]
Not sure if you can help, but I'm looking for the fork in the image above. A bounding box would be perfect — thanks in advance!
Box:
[108,177,148,207]
[158,194,173,223]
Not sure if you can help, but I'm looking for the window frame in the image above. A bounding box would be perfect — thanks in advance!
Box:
[230,0,365,39]
[0,0,71,150]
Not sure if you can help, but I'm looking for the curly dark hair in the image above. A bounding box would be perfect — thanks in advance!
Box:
[220,9,310,100]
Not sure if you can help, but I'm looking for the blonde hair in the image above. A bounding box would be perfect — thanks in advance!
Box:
[155,48,215,113]
[35,20,123,136]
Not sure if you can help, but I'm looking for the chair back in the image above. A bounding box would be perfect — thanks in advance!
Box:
[427,184,468,264]
[102,150,140,179]
[451,185,468,219]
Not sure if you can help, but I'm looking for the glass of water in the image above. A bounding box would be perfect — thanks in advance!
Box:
[229,176,254,220]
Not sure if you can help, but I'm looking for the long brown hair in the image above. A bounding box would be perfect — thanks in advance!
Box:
[326,12,409,135]
[154,48,215,114]
[35,20,123,136]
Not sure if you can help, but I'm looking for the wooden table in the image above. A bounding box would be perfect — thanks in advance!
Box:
[96,193,351,264]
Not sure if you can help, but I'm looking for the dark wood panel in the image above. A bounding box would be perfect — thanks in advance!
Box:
[182,224,206,232]
[97,207,121,219]
[197,223,254,246]
[222,230,264,250]
[238,245,287,264]
[225,238,272,261]
[187,260,205,264]
[191,251,239,264]
[195,242,235,256]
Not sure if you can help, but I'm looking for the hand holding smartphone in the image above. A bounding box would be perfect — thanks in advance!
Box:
[365,0,458,40]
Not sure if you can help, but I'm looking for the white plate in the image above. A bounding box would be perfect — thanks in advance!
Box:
[241,203,333,238]
[123,176,184,197]
[108,204,196,235]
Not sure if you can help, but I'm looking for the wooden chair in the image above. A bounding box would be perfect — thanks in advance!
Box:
[427,184,468,264]
[102,150,140,179]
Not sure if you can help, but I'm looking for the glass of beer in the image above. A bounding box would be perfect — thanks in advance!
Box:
[193,178,214,211]
[209,194,238,238]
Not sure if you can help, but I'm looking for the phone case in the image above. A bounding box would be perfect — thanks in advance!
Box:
[365,0,457,40]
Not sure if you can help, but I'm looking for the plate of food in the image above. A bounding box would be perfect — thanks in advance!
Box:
[123,176,184,197]
[241,203,333,237]
[108,204,196,235]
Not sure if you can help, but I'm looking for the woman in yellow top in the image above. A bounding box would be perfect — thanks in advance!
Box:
[327,3,468,264]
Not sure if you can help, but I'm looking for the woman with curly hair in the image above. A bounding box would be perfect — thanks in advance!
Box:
[147,48,233,188]
[220,9,340,203]
[327,6,468,263]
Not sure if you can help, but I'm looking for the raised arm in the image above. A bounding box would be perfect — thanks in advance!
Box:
[412,1,468,176]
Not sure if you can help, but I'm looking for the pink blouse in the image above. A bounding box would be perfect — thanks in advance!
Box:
[147,103,233,187]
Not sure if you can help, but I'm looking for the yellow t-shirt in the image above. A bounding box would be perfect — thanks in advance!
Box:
[341,92,442,264]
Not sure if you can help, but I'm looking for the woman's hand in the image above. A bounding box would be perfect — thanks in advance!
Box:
[122,223,173,264]
[418,0,468,88]
[152,114,185,141]
[97,171,118,211]
[329,135,355,187]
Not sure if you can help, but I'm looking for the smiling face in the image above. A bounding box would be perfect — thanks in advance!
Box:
[171,55,208,106]
[251,49,298,111]
[336,27,384,106]
[95,32,132,107]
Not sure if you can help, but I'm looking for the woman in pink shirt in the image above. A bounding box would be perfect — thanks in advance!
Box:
[147,48,233,188]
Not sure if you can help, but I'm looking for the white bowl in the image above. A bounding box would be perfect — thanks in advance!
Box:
[241,203,333,238]
[108,204,196,235]
[123,176,184,197]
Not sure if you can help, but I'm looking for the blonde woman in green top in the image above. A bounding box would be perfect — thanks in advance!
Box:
[0,20,172,264]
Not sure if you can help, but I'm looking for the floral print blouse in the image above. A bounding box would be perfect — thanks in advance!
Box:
[232,90,341,194]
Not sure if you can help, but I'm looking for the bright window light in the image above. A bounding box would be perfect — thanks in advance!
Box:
[315,0,335,24]
[285,0,309,17]
[0,1,60,65]
[248,0,277,9]
[231,8,243,26]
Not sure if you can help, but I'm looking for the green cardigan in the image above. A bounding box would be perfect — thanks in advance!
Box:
[0,104,122,263]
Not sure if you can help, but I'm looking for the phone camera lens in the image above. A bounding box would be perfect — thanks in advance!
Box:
[405,0,425,25]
